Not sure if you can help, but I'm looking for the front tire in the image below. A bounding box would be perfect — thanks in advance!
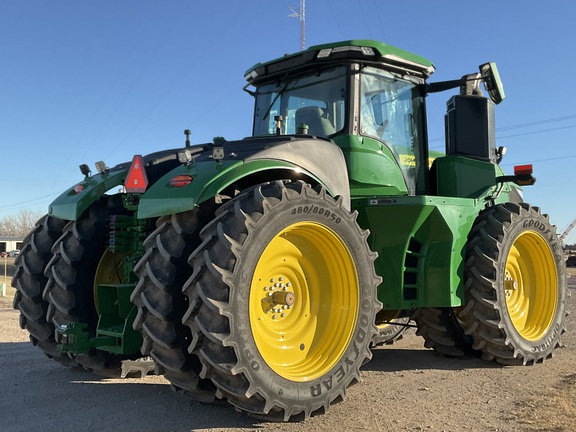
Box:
[371,310,410,347]
[413,307,478,357]
[458,203,568,365]
[184,181,381,421]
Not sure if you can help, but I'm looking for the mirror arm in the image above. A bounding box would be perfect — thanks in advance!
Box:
[426,79,464,94]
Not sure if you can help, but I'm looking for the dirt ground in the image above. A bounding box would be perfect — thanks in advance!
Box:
[0,265,574,432]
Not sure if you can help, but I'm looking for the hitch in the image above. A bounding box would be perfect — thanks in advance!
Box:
[56,323,116,354]
[56,283,143,356]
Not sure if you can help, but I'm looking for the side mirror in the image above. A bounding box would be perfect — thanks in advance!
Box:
[479,62,505,104]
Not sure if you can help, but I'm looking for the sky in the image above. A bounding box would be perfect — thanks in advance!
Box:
[1,0,575,244]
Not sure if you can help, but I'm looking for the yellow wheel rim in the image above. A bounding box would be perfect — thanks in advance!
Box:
[93,249,125,312]
[249,221,359,382]
[504,230,558,341]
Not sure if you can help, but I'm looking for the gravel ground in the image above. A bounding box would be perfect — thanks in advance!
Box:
[1,267,574,432]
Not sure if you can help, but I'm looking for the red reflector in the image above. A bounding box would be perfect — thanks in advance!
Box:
[73,184,84,194]
[169,175,193,188]
[125,155,148,193]
[514,164,533,176]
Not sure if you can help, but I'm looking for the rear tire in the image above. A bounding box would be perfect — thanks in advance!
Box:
[12,215,76,366]
[458,203,568,365]
[131,208,218,402]
[184,181,381,421]
[43,197,136,375]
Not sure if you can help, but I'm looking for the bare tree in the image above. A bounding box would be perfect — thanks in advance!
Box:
[0,210,44,237]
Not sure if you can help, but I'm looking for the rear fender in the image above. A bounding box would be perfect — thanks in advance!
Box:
[48,169,127,221]
[47,147,185,221]
[138,141,350,218]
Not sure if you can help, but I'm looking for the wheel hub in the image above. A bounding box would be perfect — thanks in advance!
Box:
[263,276,295,319]
[504,271,518,297]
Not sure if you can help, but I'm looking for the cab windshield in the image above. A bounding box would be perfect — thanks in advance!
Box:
[252,66,347,137]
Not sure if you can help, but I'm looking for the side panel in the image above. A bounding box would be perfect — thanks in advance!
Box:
[335,135,408,197]
[354,195,482,309]
[434,154,502,198]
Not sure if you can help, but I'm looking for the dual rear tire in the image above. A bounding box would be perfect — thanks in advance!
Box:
[13,197,140,375]
[135,181,382,420]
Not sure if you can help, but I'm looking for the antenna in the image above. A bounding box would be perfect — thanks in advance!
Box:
[559,218,576,243]
[288,0,306,50]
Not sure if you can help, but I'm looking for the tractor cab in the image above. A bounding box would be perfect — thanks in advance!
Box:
[246,40,505,198]
[246,40,433,196]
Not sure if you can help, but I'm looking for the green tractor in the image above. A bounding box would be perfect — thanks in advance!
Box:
[13,40,567,420]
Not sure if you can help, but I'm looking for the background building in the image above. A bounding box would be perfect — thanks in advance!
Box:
[0,236,24,254]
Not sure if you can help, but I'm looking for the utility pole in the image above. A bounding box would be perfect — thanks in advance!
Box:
[288,0,306,50]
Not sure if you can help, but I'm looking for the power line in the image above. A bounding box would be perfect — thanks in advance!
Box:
[2,193,61,211]
[500,154,576,167]
[357,0,373,40]
[498,124,576,140]
[497,114,576,131]
[429,114,576,143]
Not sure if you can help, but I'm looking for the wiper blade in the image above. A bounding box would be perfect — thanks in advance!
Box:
[262,81,290,121]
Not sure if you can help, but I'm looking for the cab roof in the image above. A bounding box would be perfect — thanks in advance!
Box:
[245,40,435,84]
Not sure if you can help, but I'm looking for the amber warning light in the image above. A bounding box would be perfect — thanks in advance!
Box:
[125,155,149,193]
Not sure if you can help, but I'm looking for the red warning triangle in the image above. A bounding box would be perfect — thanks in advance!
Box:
[125,155,149,193]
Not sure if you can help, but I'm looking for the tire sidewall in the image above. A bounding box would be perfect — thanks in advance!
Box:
[495,206,567,355]
[226,187,377,408]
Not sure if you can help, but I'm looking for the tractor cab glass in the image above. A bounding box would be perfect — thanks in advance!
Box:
[252,66,347,137]
[360,67,426,192]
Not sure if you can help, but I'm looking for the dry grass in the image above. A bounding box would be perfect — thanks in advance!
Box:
[0,285,15,308]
